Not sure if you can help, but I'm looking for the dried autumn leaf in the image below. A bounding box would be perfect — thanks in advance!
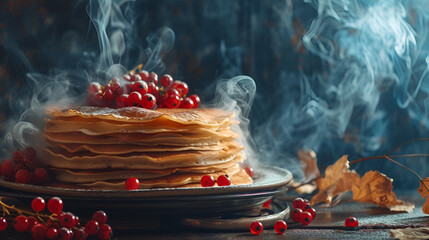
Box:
[310,155,359,205]
[390,227,429,240]
[352,171,414,212]
[417,177,429,214]
[292,149,320,194]
[298,149,320,179]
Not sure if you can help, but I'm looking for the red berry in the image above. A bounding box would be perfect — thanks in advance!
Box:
[102,88,116,103]
[86,93,104,107]
[127,91,142,107]
[244,167,254,178]
[74,215,81,227]
[110,77,121,90]
[300,211,313,226]
[47,197,63,214]
[291,208,304,223]
[305,206,317,219]
[160,74,173,87]
[165,87,180,97]
[59,212,76,228]
[292,198,307,210]
[31,197,46,212]
[164,94,181,108]
[1,159,15,177]
[217,174,231,186]
[88,82,102,95]
[147,82,159,96]
[345,217,358,227]
[57,227,72,240]
[249,221,263,235]
[171,81,189,97]
[115,94,129,108]
[132,80,148,95]
[34,168,49,184]
[97,224,113,240]
[125,177,139,190]
[15,169,31,184]
[129,73,141,82]
[73,227,88,240]
[274,220,287,234]
[200,175,215,187]
[141,94,157,109]
[0,217,7,231]
[92,210,107,225]
[13,163,26,175]
[12,151,23,161]
[188,94,200,108]
[46,228,58,239]
[138,70,149,81]
[180,97,194,109]
[31,224,47,240]
[13,215,29,232]
[85,220,99,235]
[122,74,131,81]
[28,216,39,231]
[22,147,37,163]
[147,72,158,85]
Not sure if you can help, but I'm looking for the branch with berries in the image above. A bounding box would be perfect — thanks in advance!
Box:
[0,149,113,239]
[0,196,112,240]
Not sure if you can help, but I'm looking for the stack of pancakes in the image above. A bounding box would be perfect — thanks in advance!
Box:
[41,106,252,189]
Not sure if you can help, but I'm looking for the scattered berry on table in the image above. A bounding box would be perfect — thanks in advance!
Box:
[249,221,264,235]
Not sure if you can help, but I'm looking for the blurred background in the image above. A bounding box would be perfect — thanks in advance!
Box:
[1,0,429,189]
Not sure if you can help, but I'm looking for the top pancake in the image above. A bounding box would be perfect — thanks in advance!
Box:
[46,106,235,127]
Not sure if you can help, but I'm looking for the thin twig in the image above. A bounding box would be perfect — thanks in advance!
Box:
[385,138,429,156]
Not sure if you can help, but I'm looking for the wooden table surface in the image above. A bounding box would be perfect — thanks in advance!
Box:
[0,191,427,239]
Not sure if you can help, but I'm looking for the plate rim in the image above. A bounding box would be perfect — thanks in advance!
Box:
[0,165,292,198]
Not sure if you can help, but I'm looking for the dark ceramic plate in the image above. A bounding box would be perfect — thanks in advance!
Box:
[0,165,292,215]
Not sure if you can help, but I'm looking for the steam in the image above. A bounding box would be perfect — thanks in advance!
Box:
[249,0,429,183]
[209,76,259,166]
[1,0,175,154]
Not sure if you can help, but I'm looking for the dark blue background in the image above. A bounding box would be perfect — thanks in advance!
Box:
[1,0,429,189]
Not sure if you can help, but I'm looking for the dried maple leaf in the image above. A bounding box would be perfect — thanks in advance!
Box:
[352,171,414,212]
[417,177,429,214]
[310,155,359,205]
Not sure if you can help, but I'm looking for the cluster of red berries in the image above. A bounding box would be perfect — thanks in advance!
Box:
[290,197,317,226]
[86,71,201,109]
[249,220,287,235]
[0,148,49,185]
[0,197,112,240]
[200,174,231,187]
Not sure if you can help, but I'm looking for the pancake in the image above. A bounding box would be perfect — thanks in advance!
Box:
[46,106,235,126]
[45,118,237,135]
[76,165,252,189]
[41,146,245,170]
[42,129,238,146]
[46,140,231,154]
[51,156,242,183]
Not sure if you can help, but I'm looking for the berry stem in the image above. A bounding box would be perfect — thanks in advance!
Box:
[0,197,54,222]
[128,64,143,75]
